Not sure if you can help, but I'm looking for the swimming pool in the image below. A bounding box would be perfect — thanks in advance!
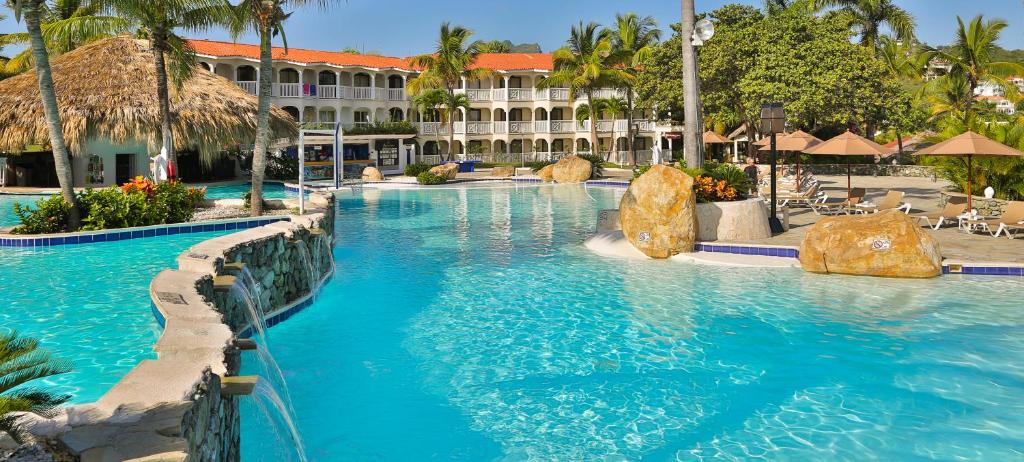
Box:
[0,194,50,228]
[241,185,1024,461]
[0,230,230,403]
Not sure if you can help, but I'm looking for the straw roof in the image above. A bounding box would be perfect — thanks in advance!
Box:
[758,130,822,151]
[803,130,895,156]
[913,131,1024,158]
[702,131,731,144]
[0,36,297,155]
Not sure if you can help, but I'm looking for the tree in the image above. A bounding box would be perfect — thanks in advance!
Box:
[407,22,491,161]
[7,0,81,229]
[105,0,229,175]
[0,0,127,74]
[229,0,337,216]
[810,0,915,53]
[475,39,510,53]
[876,35,928,157]
[925,15,1024,116]
[611,12,660,166]
[537,21,630,156]
[597,96,625,160]
[0,331,71,444]
[412,89,445,159]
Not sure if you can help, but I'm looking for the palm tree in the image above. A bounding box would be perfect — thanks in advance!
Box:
[7,0,81,229]
[407,23,492,161]
[680,0,700,167]
[412,89,446,160]
[475,40,511,53]
[229,0,336,216]
[441,91,470,159]
[811,0,915,53]
[104,0,229,174]
[538,21,630,157]
[0,331,71,444]
[926,15,1024,116]
[0,0,127,74]
[611,12,660,166]
[595,96,626,161]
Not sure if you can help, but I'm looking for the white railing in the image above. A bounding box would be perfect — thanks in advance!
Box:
[417,122,448,135]
[534,121,549,133]
[466,89,491,102]
[466,121,492,134]
[508,88,532,101]
[422,154,443,165]
[274,83,301,98]
[509,121,532,134]
[236,81,257,95]
[319,85,340,99]
[387,88,405,101]
[452,121,465,134]
[549,120,575,134]
[493,121,508,134]
[548,88,570,101]
[350,86,373,100]
[582,88,627,100]
[492,89,507,101]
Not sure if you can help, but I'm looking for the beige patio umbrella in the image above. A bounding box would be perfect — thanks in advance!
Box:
[752,132,790,147]
[913,131,1024,212]
[803,130,895,199]
[759,130,823,191]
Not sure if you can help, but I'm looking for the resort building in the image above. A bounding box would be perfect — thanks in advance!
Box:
[190,39,661,172]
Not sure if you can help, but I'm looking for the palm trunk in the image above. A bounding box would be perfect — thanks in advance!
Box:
[680,0,701,169]
[24,0,79,230]
[627,89,635,166]
[896,131,905,163]
[587,91,598,156]
[250,23,274,216]
[152,29,175,175]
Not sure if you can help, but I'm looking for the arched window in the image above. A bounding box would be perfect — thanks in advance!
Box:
[279,68,300,84]
[388,108,404,122]
[282,106,300,121]
[236,65,257,81]
[318,71,337,86]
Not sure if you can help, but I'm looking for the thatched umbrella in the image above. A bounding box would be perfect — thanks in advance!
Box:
[804,130,895,199]
[703,131,731,162]
[758,130,822,191]
[0,36,297,159]
[914,131,1024,212]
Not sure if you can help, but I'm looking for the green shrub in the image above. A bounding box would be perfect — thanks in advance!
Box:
[578,154,605,179]
[344,120,417,136]
[12,179,205,234]
[242,190,252,210]
[267,154,299,180]
[526,161,553,172]
[631,165,651,182]
[11,195,70,234]
[703,162,752,196]
[404,163,432,177]
[416,171,447,185]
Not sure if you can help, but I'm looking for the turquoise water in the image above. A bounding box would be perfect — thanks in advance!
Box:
[241,185,1024,461]
[0,194,50,227]
[201,182,290,200]
[0,230,229,403]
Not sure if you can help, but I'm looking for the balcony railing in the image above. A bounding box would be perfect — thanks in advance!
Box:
[349,86,373,100]
[319,85,340,99]
[273,83,301,98]
[493,121,508,134]
[549,120,575,134]
[509,121,532,134]
[466,89,491,102]
[508,88,532,101]
[492,89,507,102]
[466,121,492,134]
[387,88,405,101]
[237,81,257,95]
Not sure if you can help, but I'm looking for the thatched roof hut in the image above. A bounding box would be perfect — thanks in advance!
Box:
[0,36,297,156]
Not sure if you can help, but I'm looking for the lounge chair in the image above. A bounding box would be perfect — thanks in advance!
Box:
[914,200,967,230]
[853,190,911,214]
[810,188,866,215]
[966,201,1024,238]
[776,182,822,207]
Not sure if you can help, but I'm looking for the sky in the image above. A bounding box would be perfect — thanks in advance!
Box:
[1,1,1023,57]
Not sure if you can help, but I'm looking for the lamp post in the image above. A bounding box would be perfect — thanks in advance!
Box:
[760,103,785,233]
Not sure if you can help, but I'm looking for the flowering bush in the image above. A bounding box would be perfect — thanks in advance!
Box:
[694,175,739,202]
[12,178,206,234]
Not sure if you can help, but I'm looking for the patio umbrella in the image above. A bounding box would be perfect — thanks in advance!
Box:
[752,132,790,147]
[703,131,731,162]
[803,130,895,199]
[759,130,823,191]
[913,131,1024,212]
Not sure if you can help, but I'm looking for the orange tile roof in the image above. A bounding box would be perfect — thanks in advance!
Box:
[188,39,554,72]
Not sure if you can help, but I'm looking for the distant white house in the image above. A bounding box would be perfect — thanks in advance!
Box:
[975,95,1016,115]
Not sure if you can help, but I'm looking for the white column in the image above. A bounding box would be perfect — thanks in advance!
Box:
[371,74,377,100]
[503,75,510,100]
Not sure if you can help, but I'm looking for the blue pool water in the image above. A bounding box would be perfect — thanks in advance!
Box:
[240,185,1024,461]
[0,194,50,227]
[0,230,230,403]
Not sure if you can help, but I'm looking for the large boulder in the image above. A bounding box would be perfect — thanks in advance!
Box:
[552,155,593,183]
[361,166,384,181]
[491,166,516,177]
[619,165,697,258]
[429,163,458,180]
[799,210,942,278]
[537,164,555,182]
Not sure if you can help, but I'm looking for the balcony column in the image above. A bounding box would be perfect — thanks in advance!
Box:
[371,74,377,100]
[334,71,340,96]
[503,75,510,100]
[402,75,408,103]
[461,76,466,90]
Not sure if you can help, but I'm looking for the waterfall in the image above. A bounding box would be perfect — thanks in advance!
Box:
[231,280,268,343]
[318,233,336,278]
[294,240,317,296]
[250,380,309,462]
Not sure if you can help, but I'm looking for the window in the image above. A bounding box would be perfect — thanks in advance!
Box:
[388,108,404,122]
[354,73,371,87]
[354,111,370,124]
[319,109,336,123]
[236,65,257,81]
[279,68,300,84]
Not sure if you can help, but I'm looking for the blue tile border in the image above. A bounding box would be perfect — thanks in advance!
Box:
[0,216,290,248]
[694,242,801,259]
[947,264,1024,276]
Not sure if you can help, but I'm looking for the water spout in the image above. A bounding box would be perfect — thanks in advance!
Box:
[251,380,309,462]
[294,240,317,296]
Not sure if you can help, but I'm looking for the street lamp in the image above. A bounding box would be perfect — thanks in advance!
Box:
[760,103,785,233]
[690,19,714,164]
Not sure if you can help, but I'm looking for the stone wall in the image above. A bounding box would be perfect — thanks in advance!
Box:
[8,193,336,462]
[789,164,937,178]
[940,189,1008,216]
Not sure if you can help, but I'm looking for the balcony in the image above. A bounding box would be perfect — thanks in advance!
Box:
[349,86,373,100]
[386,88,405,101]
[465,89,491,102]
[508,121,532,134]
[507,88,533,101]
[465,121,492,135]
[237,81,257,95]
